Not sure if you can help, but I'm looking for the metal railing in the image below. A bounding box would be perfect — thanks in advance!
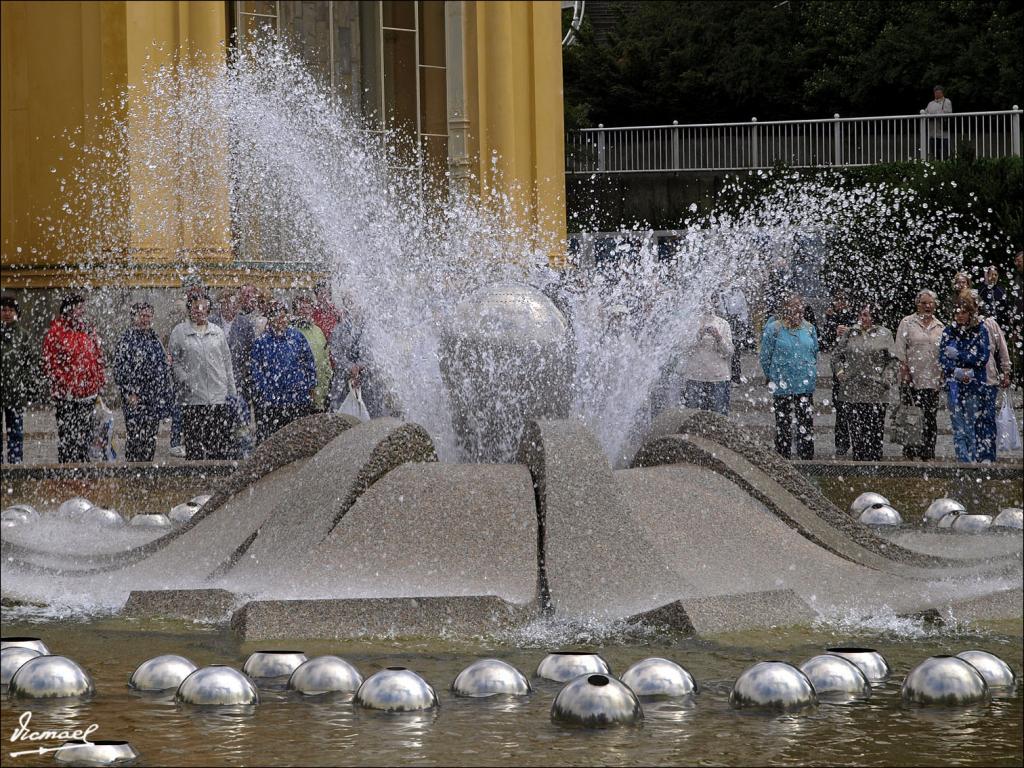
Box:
[565,108,1022,174]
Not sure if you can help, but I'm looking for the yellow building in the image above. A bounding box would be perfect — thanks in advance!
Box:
[0,1,567,289]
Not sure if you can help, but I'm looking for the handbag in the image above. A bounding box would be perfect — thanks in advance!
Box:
[890,387,925,446]
[337,384,371,422]
[996,392,1022,452]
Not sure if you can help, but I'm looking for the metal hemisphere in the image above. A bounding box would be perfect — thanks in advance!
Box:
[825,647,890,683]
[799,654,871,698]
[550,673,643,727]
[901,655,989,706]
[1,646,42,686]
[1,519,18,530]
[128,655,198,692]
[189,494,212,508]
[57,496,94,520]
[858,503,903,526]
[1,636,51,654]
[955,651,1017,690]
[168,503,197,525]
[937,511,962,528]
[287,655,363,696]
[53,740,139,766]
[849,492,889,517]
[8,655,95,699]
[243,650,308,682]
[536,652,611,683]
[729,661,817,711]
[355,667,438,712]
[924,498,966,523]
[80,507,125,527]
[128,513,172,529]
[451,658,532,698]
[992,508,1023,530]
[175,665,259,706]
[950,514,993,533]
[451,282,570,346]
[2,505,40,525]
[620,657,697,698]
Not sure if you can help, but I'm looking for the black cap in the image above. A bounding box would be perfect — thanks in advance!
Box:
[60,292,85,314]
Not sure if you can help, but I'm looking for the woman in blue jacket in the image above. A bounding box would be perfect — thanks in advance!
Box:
[250,301,317,443]
[939,294,990,462]
[760,293,819,460]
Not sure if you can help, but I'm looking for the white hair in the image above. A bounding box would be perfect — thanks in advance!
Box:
[915,289,938,304]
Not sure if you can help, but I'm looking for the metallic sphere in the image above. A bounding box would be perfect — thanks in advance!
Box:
[168,503,197,525]
[129,655,198,692]
[993,508,1023,530]
[80,507,125,527]
[550,673,643,727]
[937,511,962,528]
[129,513,172,529]
[620,657,697,698]
[825,648,890,683]
[1,637,51,654]
[451,658,532,698]
[355,667,438,712]
[2,505,40,525]
[243,651,308,681]
[858,503,902,526]
[849,492,889,517]
[536,652,611,683]
[901,656,989,706]
[57,497,94,520]
[8,655,95,699]
[924,498,966,523]
[190,493,212,508]
[452,282,570,344]
[729,661,817,711]
[799,654,871,698]
[175,666,259,706]
[1,646,42,686]
[955,651,1016,690]
[54,741,139,767]
[950,514,993,533]
[287,656,363,696]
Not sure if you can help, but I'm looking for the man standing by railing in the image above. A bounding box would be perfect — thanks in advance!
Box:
[925,85,953,159]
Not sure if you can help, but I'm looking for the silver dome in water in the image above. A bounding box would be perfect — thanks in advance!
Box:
[129,654,198,691]
[243,651,308,682]
[729,661,817,711]
[168,503,197,525]
[536,652,611,682]
[1,646,42,686]
[825,648,890,683]
[57,496,93,520]
[190,493,212,508]
[1,519,18,530]
[175,666,259,706]
[287,655,363,696]
[799,654,871,698]
[551,673,643,727]
[955,651,1017,690]
[8,655,95,699]
[950,514,993,532]
[129,513,172,529]
[1,505,40,525]
[1,637,50,654]
[924,498,966,523]
[901,655,989,705]
[451,658,532,697]
[53,740,139,766]
[858,503,902,526]
[81,507,125,527]
[355,667,438,711]
[850,492,889,517]
[937,511,962,528]
[620,657,697,698]
[992,508,1023,530]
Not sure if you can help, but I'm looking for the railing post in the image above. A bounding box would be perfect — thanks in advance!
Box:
[919,109,928,160]
[672,120,680,170]
[597,123,606,172]
[749,117,759,168]
[1012,105,1021,157]
[833,114,842,165]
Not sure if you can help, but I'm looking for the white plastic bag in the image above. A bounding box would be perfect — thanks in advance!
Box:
[337,385,370,422]
[996,393,1021,452]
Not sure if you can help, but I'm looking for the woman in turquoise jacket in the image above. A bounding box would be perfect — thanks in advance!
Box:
[760,294,819,459]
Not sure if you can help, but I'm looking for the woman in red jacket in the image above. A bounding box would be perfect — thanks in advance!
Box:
[42,293,105,463]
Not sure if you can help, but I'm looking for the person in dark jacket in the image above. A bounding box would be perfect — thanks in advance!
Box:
[939,294,991,463]
[978,265,1007,327]
[250,301,316,443]
[1,294,35,463]
[113,302,174,462]
[821,290,859,457]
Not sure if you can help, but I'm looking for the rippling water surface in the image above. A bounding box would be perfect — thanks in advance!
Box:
[1,619,1020,766]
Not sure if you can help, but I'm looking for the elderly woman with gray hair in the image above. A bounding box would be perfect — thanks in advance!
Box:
[894,289,945,460]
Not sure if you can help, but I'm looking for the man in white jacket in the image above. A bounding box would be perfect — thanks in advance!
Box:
[679,306,735,415]
[168,293,237,459]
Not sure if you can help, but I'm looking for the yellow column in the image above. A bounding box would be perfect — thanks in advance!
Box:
[463,1,567,266]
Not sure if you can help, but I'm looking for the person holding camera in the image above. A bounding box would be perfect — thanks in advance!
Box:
[679,304,734,415]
